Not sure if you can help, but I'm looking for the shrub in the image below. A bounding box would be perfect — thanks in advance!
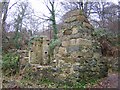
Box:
[92,28,107,39]
[2,53,19,76]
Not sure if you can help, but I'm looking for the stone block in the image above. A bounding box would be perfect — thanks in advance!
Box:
[70,21,82,28]
[51,67,61,72]
[83,22,94,29]
[73,72,80,78]
[81,48,88,53]
[71,52,79,58]
[67,46,80,53]
[62,41,70,47]
[78,51,93,58]
[59,73,67,79]
[70,39,76,45]
[76,38,92,46]
[58,60,65,67]
[63,57,75,63]
[58,47,67,55]
[62,23,74,30]
[93,53,101,59]
[84,52,93,58]
[73,63,80,71]
[64,16,77,23]
[63,29,72,35]
[62,35,71,41]
[72,27,78,34]
[79,66,86,72]
[70,33,82,39]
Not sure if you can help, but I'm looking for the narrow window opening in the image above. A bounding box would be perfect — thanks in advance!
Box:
[45,52,47,54]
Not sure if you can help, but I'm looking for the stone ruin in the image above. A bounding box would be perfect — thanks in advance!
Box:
[51,9,108,83]
[20,9,110,84]
[29,36,50,65]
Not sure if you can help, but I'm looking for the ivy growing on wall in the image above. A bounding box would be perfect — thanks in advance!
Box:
[48,39,61,63]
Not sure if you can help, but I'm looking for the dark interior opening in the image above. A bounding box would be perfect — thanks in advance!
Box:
[78,56,82,58]
[45,52,47,54]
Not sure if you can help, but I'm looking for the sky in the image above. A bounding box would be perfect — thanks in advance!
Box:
[6,0,119,32]
[8,0,65,17]
[8,0,118,20]
[6,0,66,31]
[7,0,65,24]
[8,0,119,18]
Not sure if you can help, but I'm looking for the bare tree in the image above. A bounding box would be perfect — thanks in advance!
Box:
[0,2,3,43]
[43,0,58,40]
[12,1,27,48]
[0,1,3,88]
[2,0,10,41]
[2,0,18,40]
[90,2,119,31]
[61,1,94,17]
[61,1,118,30]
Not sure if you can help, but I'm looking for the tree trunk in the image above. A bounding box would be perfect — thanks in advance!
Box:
[2,2,9,41]
[51,2,58,40]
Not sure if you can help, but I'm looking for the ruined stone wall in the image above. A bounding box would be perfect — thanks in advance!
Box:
[9,10,117,85]
[29,36,50,65]
[42,37,50,64]
[51,9,108,83]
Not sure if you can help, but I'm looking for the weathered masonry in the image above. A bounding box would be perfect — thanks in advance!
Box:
[24,9,109,84]
[29,36,50,65]
[51,9,108,82]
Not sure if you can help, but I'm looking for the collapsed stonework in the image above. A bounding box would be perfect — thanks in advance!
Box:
[51,9,108,82]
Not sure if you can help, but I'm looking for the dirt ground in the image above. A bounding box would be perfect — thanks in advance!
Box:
[92,72,119,88]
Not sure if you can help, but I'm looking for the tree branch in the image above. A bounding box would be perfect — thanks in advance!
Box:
[33,15,50,21]
[9,2,17,9]
[44,0,52,13]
